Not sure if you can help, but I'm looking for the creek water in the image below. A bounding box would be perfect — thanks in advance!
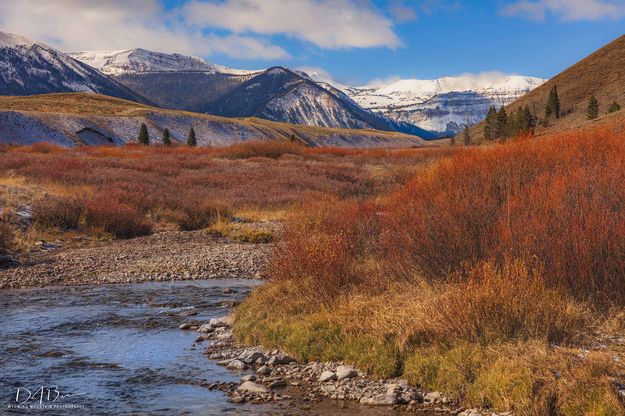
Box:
[0,279,404,415]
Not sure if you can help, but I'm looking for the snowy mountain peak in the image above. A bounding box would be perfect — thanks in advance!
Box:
[343,73,546,136]
[0,31,41,48]
[69,48,259,76]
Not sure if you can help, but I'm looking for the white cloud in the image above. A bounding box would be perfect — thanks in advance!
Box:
[502,0,625,21]
[0,0,289,60]
[182,0,401,49]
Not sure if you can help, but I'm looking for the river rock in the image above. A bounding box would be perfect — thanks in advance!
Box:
[226,360,247,370]
[458,410,482,416]
[228,393,246,404]
[424,391,444,404]
[241,374,257,382]
[237,381,269,394]
[256,365,271,375]
[336,365,357,381]
[360,393,397,406]
[268,379,287,389]
[242,351,265,364]
[210,316,233,328]
[319,371,337,382]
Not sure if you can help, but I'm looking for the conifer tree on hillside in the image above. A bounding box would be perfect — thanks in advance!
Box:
[187,127,197,147]
[587,95,599,120]
[497,107,509,138]
[162,128,171,146]
[463,126,472,146]
[484,106,497,141]
[608,101,621,113]
[137,123,150,145]
[545,86,560,119]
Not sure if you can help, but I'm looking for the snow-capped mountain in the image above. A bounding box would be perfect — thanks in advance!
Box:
[343,75,545,136]
[69,47,433,137]
[0,31,146,102]
[68,48,258,76]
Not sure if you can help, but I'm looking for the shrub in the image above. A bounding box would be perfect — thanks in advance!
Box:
[177,202,230,231]
[0,223,14,256]
[84,198,153,239]
[218,139,306,159]
[32,195,83,230]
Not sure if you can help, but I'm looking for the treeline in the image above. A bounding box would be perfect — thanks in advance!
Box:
[483,105,534,141]
[137,123,197,146]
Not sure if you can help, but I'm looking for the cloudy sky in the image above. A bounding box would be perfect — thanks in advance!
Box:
[1,0,624,84]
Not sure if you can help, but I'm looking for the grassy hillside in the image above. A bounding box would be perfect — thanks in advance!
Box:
[462,34,625,143]
[0,93,427,147]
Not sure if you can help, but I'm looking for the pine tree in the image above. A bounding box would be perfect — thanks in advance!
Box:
[608,101,621,113]
[187,127,197,147]
[587,95,599,120]
[162,128,171,146]
[463,126,471,146]
[484,106,497,141]
[523,106,534,131]
[545,86,560,119]
[497,107,509,138]
[137,123,150,145]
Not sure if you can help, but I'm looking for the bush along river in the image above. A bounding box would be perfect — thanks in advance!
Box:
[0,279,473,415]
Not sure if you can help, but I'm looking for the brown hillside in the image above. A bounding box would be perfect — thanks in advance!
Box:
[462,34,625,142]
[0,93,428,147]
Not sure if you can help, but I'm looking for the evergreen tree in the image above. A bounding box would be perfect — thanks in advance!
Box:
[484,106,497,141]
[497,107,509,138]
[162,128,171,146]
[187,127,197,147]
[586,95,599,120]
[463,126,472,146]
[608,101,621,113]
[523,106,534,131]
[137,123,150,145]
[545,86,560,119]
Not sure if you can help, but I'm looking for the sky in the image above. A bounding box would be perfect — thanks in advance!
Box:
[1,0,624,85]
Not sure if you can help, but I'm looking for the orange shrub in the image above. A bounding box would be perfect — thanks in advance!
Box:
[217,139,306,159]
[84,197,153,239]
[271,128,625,306]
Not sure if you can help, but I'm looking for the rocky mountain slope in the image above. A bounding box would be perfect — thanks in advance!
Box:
[0,93,427,148]
[343,75,545,136]
[461,34,625,142]
[69,49,434,138]
[0,31,146,103]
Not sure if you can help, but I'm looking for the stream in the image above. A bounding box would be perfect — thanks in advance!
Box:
[0,279,405,415]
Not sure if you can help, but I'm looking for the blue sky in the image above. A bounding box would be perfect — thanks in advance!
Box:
[2,1,625,85]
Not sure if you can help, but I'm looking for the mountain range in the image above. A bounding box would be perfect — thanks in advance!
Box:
[0,29,545,144]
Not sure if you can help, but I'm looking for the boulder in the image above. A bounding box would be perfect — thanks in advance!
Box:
[226,360,247,371]
[336,365,357,381]
[240,374,257,382]
[256,365,271,375]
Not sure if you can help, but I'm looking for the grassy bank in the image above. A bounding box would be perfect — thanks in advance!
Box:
[234,128,625,414]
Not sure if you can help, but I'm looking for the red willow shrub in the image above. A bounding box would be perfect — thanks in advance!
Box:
[0,223,14,255]
[271,128,625,306]
[32,195,83,230]
[84,197,153,239]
